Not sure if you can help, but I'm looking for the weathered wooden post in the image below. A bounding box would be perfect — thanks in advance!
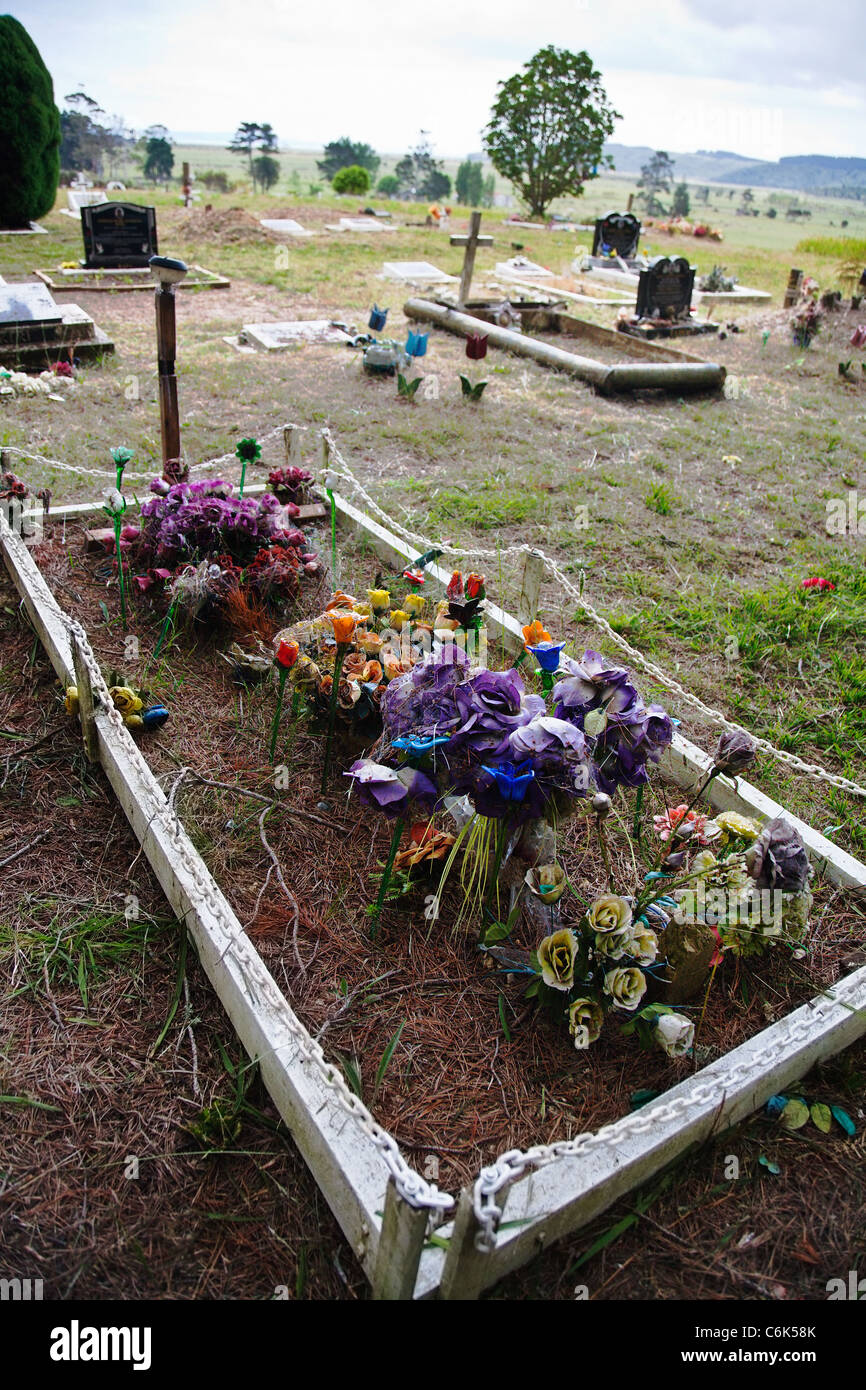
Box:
[450,211,494,307]
[371,1178,430,1300]
[438,1186,491,1301]
[783,268,804,309]
[182,161,192,209]
[517,548,546,626]
[70,629,99,763]
[149,255,189,481]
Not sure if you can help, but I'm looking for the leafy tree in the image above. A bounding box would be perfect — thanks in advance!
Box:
[143,135,174,182]
[252,154,280,191]
[637,150,675,215]
[671,181,690,217]
[483,46,619,218]
[394,134,450,200]
[317,137,380,183]
[481,172,496,208]
[0,16,60,226]
[376,174,400,197]
[332,164,371,195]
[228,122,279,175]
[456,159,483,207]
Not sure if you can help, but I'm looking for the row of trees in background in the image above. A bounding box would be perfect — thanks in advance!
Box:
[227,122,280,190]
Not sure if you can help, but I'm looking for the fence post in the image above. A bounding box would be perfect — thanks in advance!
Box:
[70,629,99,763]
[371,1178,429,1301]
[517,548,546,626]
[283,423,304,464]
[438,1186,491,1301]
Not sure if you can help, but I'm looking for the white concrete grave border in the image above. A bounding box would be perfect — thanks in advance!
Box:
[3,452,865,1300]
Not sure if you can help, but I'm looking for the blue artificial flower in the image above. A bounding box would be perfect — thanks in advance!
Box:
[141,705,170,728]
[481,760,535,802]
[392,734,451,758]
[528,640,566,674]
[405,331,428,358]
[368,305,388,332]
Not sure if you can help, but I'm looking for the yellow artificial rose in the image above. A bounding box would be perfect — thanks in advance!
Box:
[568,997,604,1049]
[109,686,143,717]
[624,922,659,963]
[389,610,410,631]
[64,686,79,715]
[603,965,647,1012]
[525,863,566,904]
[403,593,425,616]
[366,589,390,615]
[587,894,633,935]
[537,929,578,992]
[714,811,760,845]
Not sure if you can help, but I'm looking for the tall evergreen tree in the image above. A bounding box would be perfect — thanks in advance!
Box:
[0,15,61,227]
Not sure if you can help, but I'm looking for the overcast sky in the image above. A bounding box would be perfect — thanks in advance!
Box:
[11,0,866,161]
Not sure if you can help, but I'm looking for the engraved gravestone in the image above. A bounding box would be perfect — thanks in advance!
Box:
[80,202,158,268]
[591,211,641,259]
[636,256,695,321]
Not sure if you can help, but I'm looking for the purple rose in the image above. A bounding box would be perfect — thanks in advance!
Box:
[344,759,438,818]
[451,668,545,757]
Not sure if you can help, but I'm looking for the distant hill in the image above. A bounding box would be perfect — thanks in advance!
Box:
[603,143,763,182]
[717,155,866,197]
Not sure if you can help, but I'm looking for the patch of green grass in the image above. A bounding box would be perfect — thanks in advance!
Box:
[795,235,866,260]
[645,482,675,516]
[2,907,175,1008]
[424,482,540,532]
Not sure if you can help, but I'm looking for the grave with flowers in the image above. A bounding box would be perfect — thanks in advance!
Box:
[3,426,865,1301]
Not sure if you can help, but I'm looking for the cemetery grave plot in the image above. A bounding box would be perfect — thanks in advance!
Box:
[0,280,114,369]
[16,482,866,1216]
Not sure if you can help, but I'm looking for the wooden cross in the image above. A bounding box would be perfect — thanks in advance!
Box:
[450,211,493,306]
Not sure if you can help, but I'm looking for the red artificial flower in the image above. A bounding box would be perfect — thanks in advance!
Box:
[446,570,463,600]
[402,567,425,586]
[801,576,835,591]
[465,572,485,600]
[466,333,488,360]
[276,639,300,669]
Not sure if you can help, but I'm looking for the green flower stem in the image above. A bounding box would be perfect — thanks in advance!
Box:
[269,666,289,763]
[153,597,177,660]
[326,487,338,580]
[239,460,247,498]
[483,815,510,921]
[595,813,615,893]
[370,815,406,938]
[112,515,127,631]
[632,782,644,847]
[320,642,348,792]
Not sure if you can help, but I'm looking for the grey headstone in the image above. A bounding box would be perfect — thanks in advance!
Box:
[0,283,62,324]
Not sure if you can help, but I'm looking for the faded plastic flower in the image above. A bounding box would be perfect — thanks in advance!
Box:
[713,810,761,845]
[713,729,757,776]
[746,816,812,894]
[568,997,604,1050]
[655,1012,694,1057]
[344,759,438,818]
[524,863,566,903]
[537,929,579,992]
[587,895,633,936]
[624,921,659,964]
[653,804,717,846]
[522,620,551,650]
[603,965,647,1012]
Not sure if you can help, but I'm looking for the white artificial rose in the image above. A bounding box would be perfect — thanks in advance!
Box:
[655,1012,695,1057]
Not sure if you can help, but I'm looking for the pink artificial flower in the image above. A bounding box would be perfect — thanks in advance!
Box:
[653,803,714,846]
[801,576,835,591]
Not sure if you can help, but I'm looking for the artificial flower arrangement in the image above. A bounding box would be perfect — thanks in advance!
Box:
[120,477,321,643]
[312,597,817,1064]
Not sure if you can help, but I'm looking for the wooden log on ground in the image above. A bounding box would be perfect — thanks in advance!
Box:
[404,298,726,396]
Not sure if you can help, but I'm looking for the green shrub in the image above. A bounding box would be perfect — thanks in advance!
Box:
[0,16,60,226]
[376,174,400,197]
[333,164,371,195]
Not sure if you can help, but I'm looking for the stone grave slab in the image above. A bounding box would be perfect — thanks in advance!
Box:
[239,320,355,351]
[0,300,114,368]
[326,217,397,233]
[382,261,456,284]
[494,257,554,280]
[0,223,48,235]
[0,282,63,327]
[260,218,313,237]
[61,189,108,219]
[81,202,157,268]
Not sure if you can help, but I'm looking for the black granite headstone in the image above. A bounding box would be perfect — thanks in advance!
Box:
[80,202,158,268]
[591,211,641,259]
[636,256,695,321]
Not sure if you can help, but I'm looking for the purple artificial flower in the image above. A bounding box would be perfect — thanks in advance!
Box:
[450,668,545,758]
[508,714,588,763]
[344,759,438,818]
[381,644,469,740]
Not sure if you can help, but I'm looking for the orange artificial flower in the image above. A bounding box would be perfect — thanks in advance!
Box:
[326,591,357,611]
[329,612,357,644]
[275,638,300,669]
[522,620,552,650]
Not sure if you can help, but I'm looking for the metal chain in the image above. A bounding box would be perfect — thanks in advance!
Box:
[470,979,863,1251]
[320,429,866,800]
[3,425,285,485]
[61,613,452,1215]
